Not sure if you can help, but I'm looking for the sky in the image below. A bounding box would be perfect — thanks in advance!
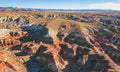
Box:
[0,0,120,10]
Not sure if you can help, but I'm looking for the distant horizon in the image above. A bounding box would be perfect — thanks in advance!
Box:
[0,6,120,11]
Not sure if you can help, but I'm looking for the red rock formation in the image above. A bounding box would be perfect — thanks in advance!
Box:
[0,30,27,48]
[0,51,26,72]
[0,10,120,72]
[20,42,40,54]
[85,29,120,72]
[35,46,68,72]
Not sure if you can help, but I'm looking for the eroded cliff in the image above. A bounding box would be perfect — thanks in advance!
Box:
[0,10,120,72]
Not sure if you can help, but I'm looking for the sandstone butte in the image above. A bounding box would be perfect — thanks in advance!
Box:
[0,9,120,72]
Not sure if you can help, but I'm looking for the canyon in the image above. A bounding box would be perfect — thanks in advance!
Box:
[0,9,120,72]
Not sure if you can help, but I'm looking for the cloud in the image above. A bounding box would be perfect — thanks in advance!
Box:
[87,2,120,10]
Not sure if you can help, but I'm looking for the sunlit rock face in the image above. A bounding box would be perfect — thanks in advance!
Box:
[0,51,27,72]
[0,16,29,24]
[0,10,120,72]
[0,28,27,72]
[0,29,27,48]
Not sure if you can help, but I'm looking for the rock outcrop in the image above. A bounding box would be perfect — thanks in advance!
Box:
[0,29,27,48]
[0,51,26,72]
